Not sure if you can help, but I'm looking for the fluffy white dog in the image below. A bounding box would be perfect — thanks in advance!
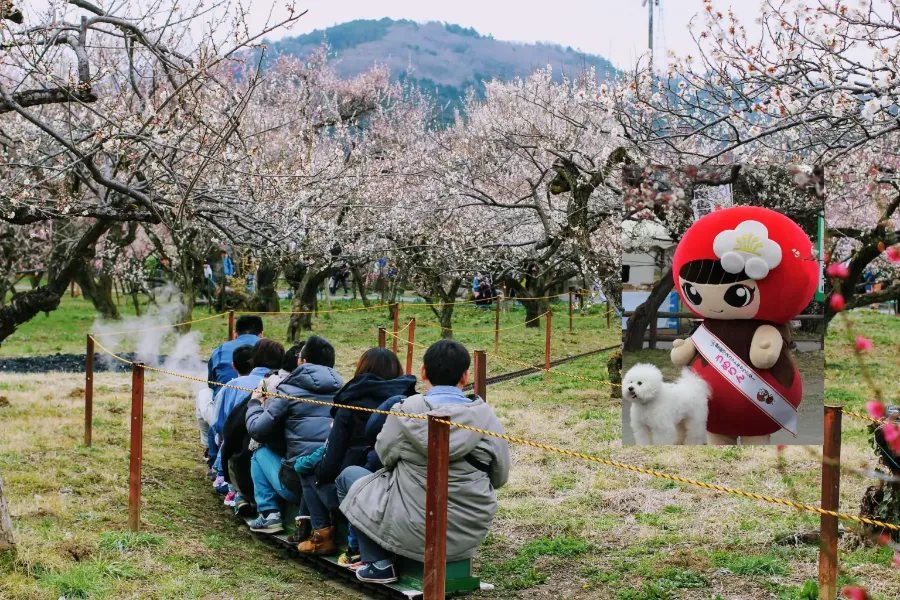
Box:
[623,363,710,446]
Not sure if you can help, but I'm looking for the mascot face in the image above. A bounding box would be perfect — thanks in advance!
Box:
[672,206,818,324]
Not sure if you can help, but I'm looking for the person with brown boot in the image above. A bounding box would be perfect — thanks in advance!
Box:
[297,348,417,557]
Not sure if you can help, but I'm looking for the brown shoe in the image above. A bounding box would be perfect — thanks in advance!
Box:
[297,526,336,555]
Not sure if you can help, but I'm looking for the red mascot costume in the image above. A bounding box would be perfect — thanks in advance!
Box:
[671,206,818,445]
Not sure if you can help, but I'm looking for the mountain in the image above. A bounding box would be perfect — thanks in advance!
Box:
[264,18,616,120]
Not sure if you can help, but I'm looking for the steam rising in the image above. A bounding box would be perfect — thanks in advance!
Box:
[92,285,209,391]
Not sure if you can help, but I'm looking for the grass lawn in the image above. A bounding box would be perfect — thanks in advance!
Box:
[0,297,897,599]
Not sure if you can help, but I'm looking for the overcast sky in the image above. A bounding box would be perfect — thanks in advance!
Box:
[23,0,765,69]
[243,0,762,68]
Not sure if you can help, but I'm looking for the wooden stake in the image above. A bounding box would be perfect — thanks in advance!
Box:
[818,406,842,600]
[473,350,487,401]
[544,310,552,373]
[494,296,501,352]
[85,335,94,447]
[568,291,574,332]
[128,363,145,532]
[406,319,416,376]
[228,310,235,341]
[423,414,450,600]
[606,303,611,329]
[378,327,386,348]
[392,303,400,354]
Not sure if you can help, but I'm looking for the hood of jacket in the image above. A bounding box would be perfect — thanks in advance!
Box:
[331,373,417,415]
[279,363,343,396]
[395,394,494,461]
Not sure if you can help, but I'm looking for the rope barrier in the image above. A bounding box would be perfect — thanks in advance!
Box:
[91,312,228,336]
[86,335,899,533]
[236,304,391,316]
[415,313,545,334]
[841,408,889,427]
[484,348,616,387]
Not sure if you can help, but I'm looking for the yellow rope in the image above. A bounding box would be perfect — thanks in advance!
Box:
[236,304,391,316]
[91,312,228,336]
[415,312,546,334]
[840,408,889,426]
[484,349,616,387]
[87,336,898,532]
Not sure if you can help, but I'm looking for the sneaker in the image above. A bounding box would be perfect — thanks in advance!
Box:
[286,517,311,544]
[206,468,217,480]
[338,551,363,570]
[234,495,254,517]
[248,512,283,533]
[356,562,397,583]
[223,491,236,507]
[214,482,229,495]
[212,475,225,488]
[297,526,336,555]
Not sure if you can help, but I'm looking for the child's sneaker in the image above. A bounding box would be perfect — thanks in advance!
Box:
[248,512,283,533]
[286,516,311,544]
[214,482,229,495]
[223,491,236,507]
[234,494,253,517]
[206,468,217,480]
[356,562,397,583]
[212,475,225,488]
[338,550,363,570]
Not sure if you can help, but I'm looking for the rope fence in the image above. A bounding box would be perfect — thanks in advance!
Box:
[87,334,899,535]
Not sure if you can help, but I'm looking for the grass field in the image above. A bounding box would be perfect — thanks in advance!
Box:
[0,296,897,599]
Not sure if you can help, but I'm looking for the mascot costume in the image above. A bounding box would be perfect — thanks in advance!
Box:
[670,206,818,445]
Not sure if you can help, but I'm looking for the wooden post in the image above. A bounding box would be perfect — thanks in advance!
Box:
[423,414,450,600]
[544,311,552,373]
[473,350,487,401]
[606,303,611,329]
[649,306,658,350]
[378,327,386,348]
[406,319,416,376]
[568,291,574,333]
[228,310,235,341]
[818,406,842,600]
[494,296,501,352]
[392,303,400,354]
[85,335,94,447]
[128,363,145,532]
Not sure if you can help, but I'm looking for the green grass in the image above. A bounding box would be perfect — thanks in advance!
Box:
[2,301,899,599]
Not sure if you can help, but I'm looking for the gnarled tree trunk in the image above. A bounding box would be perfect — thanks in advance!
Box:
[623,268,674,352]
[287,267,330,342]
[250,260,280,313]
[350,265,371,308]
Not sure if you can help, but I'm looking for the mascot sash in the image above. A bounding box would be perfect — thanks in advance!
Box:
[690,323,797,437]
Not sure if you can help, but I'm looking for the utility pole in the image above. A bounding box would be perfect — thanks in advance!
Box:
[642,0,660,72]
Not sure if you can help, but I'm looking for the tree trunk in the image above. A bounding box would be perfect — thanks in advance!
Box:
[350,266,371,308]
[623,268,674,352]
[0,221,109,342]
[250,261,280,313]
[74,265,121,320]
[439,302,456,339]
[0,473,15,554]
[287,268,330,341]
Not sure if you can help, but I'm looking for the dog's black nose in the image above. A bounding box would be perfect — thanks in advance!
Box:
[627,386,634,392]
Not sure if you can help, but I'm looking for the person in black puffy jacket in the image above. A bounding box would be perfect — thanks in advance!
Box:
[246,336,343,533]
[296,347,416,555]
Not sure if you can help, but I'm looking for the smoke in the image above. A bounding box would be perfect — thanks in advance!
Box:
[91,284,209,392]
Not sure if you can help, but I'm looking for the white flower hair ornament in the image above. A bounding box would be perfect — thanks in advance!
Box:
[712,220,782,280]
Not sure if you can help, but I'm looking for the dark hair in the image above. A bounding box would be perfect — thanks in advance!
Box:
[232,345,254,376]
[283,343,304,372]
[423,340,470,386]
[235,315,263,336]
[678,259,748,285]
[354,348,403,380]
[300,335,336,368]
[252,339,284,371]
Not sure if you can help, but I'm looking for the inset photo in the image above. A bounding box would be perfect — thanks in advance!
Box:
[620,166,825,446]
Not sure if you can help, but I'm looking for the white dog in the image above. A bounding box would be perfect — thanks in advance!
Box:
[623,363,710,446]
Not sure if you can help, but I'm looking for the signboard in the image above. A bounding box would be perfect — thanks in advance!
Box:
[692,184,733,221]
[815,211,825,302]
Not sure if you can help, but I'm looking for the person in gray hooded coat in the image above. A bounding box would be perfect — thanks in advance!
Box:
[338,340,510,583]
